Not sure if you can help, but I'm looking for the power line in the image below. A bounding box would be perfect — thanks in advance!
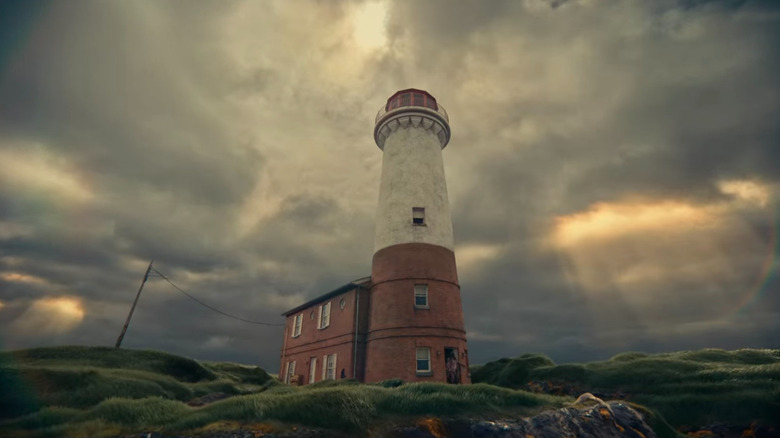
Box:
[151,267,284,326]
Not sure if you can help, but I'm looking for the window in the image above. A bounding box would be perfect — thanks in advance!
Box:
[309,357,317,384]
[416,348,431,374]
[327,353,337,380]
[414,284,428,308]
[292,314,302,337]
[339,298,346,310]
[412,207,425,226]
[318,302,331,329]
[424,95,438,110]
[322,353,337,380]
[413,93,424,107]
[285,361,296,384]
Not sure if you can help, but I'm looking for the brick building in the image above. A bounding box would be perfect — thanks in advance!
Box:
[280,89,470,385]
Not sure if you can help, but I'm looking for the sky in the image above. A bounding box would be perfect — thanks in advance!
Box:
[0,0,778,372]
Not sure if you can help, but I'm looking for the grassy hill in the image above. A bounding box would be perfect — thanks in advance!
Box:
[6,346,776,437]
[0,346,567,437]
[471,348,780,431]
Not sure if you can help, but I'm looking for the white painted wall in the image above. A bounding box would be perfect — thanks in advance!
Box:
[374,124,454,253]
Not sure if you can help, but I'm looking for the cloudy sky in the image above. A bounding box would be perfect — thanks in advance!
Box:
[0,0,778,371]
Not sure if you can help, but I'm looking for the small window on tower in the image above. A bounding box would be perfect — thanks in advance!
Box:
[414,284,428,309]
[412,207,425,226]
[416,348,431,375]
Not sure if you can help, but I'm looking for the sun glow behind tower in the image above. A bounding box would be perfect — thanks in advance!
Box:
[352,1,388,50]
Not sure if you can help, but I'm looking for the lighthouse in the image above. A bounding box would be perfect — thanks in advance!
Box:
[365,89,470,383]
[278,89,469,385]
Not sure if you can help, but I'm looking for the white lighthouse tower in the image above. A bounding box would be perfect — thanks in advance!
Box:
[365,89,469,383]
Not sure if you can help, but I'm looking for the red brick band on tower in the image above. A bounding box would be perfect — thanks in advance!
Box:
[365,243,469,383]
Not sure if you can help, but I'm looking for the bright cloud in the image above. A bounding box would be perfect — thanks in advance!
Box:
[553,200,716,248]
[0,272,50,287]
[718,179,770,207]
[352,1,388,50]
[456,243,502,272]
[11,297,86,336]
[0,145,92,203]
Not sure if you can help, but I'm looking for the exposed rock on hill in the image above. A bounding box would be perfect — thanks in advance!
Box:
[468,400,654,438]
[120,398,655,438]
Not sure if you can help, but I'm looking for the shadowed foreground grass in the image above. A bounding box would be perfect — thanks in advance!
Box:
[3,381,565,437]
[0,346,566,437]
[471,348,780,429]
[0,346,271,420]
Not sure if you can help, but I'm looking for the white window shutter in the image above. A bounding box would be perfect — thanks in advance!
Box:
[333,353,337,378]
[322,355,327,379]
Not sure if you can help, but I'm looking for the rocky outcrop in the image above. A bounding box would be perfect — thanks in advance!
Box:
[468,401,654,438]
[116,398,656,438]
[186,392,230,407]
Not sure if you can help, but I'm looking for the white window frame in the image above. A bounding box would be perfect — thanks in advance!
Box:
[318,301,331,329]
[416,348,431,375]
[292,313,302,337]
[309,357,317,384]
[321,353,337,380]
[414,284,429,309]
[326,353,337,380]
[285,360,296,383]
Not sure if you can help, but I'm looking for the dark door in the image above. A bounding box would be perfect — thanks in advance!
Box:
[445,347,461,384]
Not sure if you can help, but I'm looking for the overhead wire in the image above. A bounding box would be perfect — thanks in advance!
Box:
[150,267,284,326]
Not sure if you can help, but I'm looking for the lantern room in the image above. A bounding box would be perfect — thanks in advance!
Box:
[374,88,450,149]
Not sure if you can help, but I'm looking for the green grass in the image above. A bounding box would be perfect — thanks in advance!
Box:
[1,346,217,382]
[0,346,568,437]
[6,382,565,436]
[0,346,271,421]
[472,348,780,430]
[8,346,778,437]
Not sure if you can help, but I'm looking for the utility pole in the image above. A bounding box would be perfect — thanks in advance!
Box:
[115,260,153,348]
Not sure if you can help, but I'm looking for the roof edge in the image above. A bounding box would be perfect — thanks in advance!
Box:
[281,276,371,317]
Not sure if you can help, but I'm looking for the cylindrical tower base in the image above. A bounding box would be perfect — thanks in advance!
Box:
[365,243,470,383]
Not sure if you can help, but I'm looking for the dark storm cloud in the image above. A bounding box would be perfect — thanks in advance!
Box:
[0,2,260,206]
[397,0,780,363]
[1,0,778,370]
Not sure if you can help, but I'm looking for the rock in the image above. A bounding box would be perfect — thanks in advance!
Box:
[187,392,230,407]
[119,399,657,438]
[471,401,655,438]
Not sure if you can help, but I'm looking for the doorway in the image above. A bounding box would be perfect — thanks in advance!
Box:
[444,347,461,384]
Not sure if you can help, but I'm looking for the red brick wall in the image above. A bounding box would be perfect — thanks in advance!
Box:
[364,336,470,383]
[278,241,471,384]
[371,242,459,284]
[365,243,470,383]
[281,342,357,384]
[279,287,369,383]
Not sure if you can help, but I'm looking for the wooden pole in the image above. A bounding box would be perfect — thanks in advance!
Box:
[115,260,153,348]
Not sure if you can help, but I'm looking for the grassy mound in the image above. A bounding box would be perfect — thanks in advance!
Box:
[472,348,780,430]
[0,346,271,421]
[15,345,771,437]
[2,384,565,437]
[0,346,567,437]
[2,346,216,382]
